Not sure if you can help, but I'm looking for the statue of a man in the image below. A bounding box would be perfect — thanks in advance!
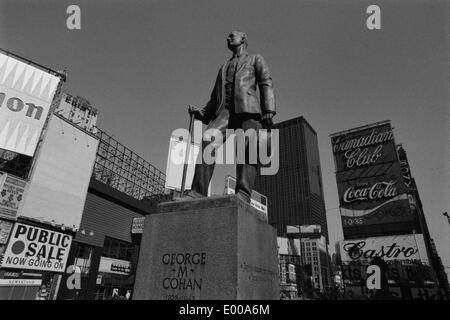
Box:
[177,30,276,202]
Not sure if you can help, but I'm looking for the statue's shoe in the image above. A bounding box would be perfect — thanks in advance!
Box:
[173,190,205,201]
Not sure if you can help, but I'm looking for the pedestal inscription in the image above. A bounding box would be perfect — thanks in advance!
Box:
[133,195,279,300]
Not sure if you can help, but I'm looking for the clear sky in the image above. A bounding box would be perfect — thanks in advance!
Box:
[1,0,449,277]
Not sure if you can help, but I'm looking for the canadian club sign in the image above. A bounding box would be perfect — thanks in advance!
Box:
[331,121,416,237]
[331,123,397,173]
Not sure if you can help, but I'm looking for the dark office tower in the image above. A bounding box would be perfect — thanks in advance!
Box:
[255,116,329,242]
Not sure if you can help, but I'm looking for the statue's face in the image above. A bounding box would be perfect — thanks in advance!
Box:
[227,31,245,49]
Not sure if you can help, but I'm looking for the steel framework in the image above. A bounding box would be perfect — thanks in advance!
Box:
[92,129,166,200]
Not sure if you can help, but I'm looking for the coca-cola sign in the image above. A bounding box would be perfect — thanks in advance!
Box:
[343,180,397,203]
[337,162,412,231]
[339,234,428,262]
[331,123,398,173]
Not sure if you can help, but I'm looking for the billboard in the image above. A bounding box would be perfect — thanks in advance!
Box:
[338,172,413,229]
[99,256,132,275]
[331,122,397,173]
[0,223,72,272]
[0,52,61,156]
[277,237,301,256]
[0,172,26,220]
[18,114,99,229]
[224,175,268,215]
[397,145,415,193]
[0,219,13,244]
[330,121,416,237]
[339,234,428,263]
[286,225,322,234]
[131,217,145,234]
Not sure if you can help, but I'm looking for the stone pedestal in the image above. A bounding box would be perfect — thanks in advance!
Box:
[133,195,279,300]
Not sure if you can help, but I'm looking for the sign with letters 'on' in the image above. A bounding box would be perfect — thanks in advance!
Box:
[0,52,61,156]
[0,223,72,272]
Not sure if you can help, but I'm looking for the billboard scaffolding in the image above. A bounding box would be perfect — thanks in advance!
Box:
[92,129,166,200]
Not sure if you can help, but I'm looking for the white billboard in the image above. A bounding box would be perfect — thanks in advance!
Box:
[99,256,132,275]
[164,124,201,191]
[0,52,61,156]
[339,234,428,262]
[18,114,99,229]
[0,223,72,272]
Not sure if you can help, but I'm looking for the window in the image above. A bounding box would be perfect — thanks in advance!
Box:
[102,237,138,262]
[73,243,94,275]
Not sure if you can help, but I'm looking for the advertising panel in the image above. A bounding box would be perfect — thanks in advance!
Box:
[131,217,145,234]
[344,285,441,300]
[300,225,321,234]
[165,121,202,191]
[331,122,397,173]
[338,172,413,228]
[277,237,301,256]
[98,256,132,276]
[0,148,33,178]
[286,225,321,235]
[330,121,416,237]
[0,172,26,220]
[224,175,268,215]
[0,52,61,156]
[0,223,72,272]
[0,219,13,244]
[397,145,415,193]
[339,234,428,263]
[18,114,99,229]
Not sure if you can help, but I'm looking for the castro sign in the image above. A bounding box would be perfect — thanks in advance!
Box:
[339,234,428,262]
[0,223,72,272]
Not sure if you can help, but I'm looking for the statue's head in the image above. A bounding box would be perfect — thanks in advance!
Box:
[227,30,248,50]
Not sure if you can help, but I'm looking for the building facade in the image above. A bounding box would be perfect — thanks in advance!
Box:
[255,116,329,242]
[277,237,302,299]
[331,121,449,299]
[301,236,330,294]
[56,179,159,300]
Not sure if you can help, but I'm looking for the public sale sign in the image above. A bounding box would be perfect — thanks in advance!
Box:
[0,52,61,156]
[0,223,72,272]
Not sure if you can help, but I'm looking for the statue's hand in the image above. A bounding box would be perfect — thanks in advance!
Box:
[262,112,274,129]
[188,105,204,121]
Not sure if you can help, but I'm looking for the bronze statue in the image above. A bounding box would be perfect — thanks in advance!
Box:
[177,30,276,202]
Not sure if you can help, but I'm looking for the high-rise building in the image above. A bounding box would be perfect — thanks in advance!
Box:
[255,116,329,242]
[277,237,302,299]
[301,236,330,293]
